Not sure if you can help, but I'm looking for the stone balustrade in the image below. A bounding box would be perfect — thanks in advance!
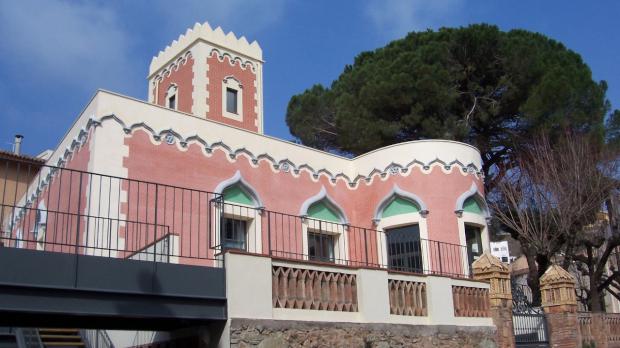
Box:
[224,250,494,342]
[605,314,620,344]
[272,265,358,312]
[388,279,427,316]
[578,313,594,342]
[452,286,490,317]
[577,312,620,348]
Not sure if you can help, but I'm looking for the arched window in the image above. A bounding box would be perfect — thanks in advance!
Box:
[455,183,490,270]
[222,184,257,206]
[373,185,429,274]
[373,185,428,222]
[381,197,420,218]
[214,171,263,252]
[299,187,348,263]
[463,196,484,215]
[307,200,342,223]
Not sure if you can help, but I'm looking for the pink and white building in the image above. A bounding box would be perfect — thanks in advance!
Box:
[5,22,498,347]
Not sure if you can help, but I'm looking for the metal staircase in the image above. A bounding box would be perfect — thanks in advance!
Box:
[38,329,84,348]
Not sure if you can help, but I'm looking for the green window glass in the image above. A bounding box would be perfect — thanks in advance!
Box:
[463,197,483,214]
[222,185,254,205]
[382,197,420,218]
[307,201,341,222]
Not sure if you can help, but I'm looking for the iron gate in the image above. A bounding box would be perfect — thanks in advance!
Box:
[512,284,549,348]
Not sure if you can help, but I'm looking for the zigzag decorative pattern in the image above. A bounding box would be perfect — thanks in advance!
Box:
[151,51,193,82]
[272,265,358,312]
[388,279,427,316]
[90,114,482,189]
[150,21,261,75]
[15,112,483,222]
[12,111,483,228]
[209,49,257,73]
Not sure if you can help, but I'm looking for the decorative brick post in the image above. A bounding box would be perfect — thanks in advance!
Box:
[540,264,579,348]
[473,251,515,348]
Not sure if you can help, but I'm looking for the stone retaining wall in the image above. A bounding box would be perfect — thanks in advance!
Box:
[228,319,497,348]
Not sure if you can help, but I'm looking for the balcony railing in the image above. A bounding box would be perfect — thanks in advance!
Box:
[1,159,473,277]
[211,201,473,278]
[1,159,220,266]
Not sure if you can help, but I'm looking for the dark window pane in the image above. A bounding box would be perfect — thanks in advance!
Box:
[385,224,422,273]
[168,95,176,109]
[221,217,246,250]
[465,225,483,265]
[226,88,238,114]
[308,232,334,263]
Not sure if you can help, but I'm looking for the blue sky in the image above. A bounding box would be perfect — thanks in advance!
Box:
[0,0,618,156]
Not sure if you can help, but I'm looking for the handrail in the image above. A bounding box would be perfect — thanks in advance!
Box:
[80,329,115,348]
[15,328,43,348]
[212,201,473,278]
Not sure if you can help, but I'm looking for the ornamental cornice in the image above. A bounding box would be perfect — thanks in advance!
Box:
[81,114,483,189]
[209,49,257,73]
[152,51,193,82]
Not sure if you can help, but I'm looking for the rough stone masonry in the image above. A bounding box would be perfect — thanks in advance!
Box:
[229,319,497,348]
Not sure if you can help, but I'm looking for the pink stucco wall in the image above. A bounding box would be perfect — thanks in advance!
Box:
[122,130,484,271]
[13,131,92,254]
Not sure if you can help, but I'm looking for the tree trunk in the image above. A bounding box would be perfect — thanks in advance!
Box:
[525,252,549,306]
[589,271,604,312]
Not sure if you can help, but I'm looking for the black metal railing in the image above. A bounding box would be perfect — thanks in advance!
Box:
[1,158,473,277]
[0,158,220,266]
[210,201,472,278]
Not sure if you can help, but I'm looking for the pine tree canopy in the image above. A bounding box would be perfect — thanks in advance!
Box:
[285,24,619,190]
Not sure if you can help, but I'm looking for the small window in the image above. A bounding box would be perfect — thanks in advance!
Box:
[168,94,176,110]
[226,88,238,114]
[220,217,246,251]
[501,257,509,263]
[166,85,178,110]
[308,232,334,263]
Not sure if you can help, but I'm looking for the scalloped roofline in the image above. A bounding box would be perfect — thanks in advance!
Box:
[92,89,481,163]
[149,21,262,77]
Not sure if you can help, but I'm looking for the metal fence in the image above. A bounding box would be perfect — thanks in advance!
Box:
[1,159,473,277]
[0,159,220,266]
[211,201,472,278]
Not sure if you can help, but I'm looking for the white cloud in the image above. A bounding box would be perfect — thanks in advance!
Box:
[0,0,138,92]
[365,0,464,39]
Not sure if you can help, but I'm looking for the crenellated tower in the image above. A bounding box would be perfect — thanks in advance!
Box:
[147,22,264,133]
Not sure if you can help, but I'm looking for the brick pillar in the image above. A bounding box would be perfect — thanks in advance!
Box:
[473,251,515,348]
[540,264,579,348]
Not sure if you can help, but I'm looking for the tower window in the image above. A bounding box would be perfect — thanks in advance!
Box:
[168,94,176,110]
[222,77,243,121]
[226,88,238,114]
[166,84,178,110]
